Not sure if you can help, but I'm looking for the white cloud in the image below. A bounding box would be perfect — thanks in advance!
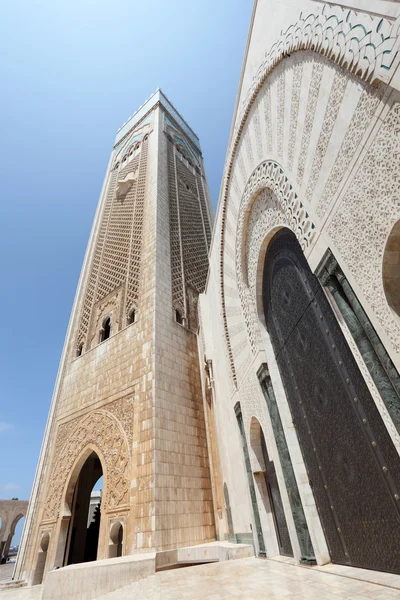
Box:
[2,483,19,492]
[0,422,12,433]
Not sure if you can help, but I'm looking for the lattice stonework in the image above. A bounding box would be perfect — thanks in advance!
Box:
[77,136,149,350]
[167,138,211,327]
[167,138,185,316]
[125,139,148,316]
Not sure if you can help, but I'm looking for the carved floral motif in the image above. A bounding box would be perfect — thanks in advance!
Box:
[327,99,400,355]
[235,163,317,358]
[219,5,400,384]
[43,408,130,520]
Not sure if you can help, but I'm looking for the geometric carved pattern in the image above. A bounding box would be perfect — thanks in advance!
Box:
[327,99,400,355]
[304,67,347,205]
[196,172,212,248]
[219,4,400,384]
[177,159,209,294]
[227,162,317,372]
[296,62,324,187]
[43,408,130,520]
[316,82,383,220]
[125,139,148,317]
[78,170,118,347]
[105,394,135,446]
[167,135,211,327]
[234,5,400,145]
[168,138,185,316]
[76,135,149,350]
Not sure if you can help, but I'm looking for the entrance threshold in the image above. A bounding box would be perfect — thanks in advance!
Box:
[270,555,400,591]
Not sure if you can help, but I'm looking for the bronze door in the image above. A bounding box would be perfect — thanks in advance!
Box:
[263,229,400,573]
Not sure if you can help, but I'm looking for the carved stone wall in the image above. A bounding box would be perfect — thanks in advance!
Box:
[219,3,400,385]
[166,122,211,329]
[221,57,397,383]
[43,406,131,521]
[327,96,400,355]
[197,0,400,571]
[77,134,149,351]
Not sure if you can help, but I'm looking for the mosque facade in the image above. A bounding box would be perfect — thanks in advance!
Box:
[15,0,400,588]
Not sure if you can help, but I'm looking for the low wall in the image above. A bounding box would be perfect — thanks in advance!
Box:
[42,553,156,600]
[156,541,254,570]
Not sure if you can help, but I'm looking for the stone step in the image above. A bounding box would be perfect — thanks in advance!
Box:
[0,579,26,590]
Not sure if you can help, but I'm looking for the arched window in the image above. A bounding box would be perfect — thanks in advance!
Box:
[127,309,136,325]
[99,317,111,343]
[175,310,183,324]
[76,343,83,357]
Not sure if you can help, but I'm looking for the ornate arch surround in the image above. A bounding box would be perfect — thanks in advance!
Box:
[42,409,130,521]
[220,5,400,384]
[61,444,107,514]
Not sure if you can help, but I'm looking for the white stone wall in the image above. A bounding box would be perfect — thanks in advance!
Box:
[201,0,400,564]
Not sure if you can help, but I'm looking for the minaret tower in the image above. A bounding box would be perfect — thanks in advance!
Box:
[16,90,215,584]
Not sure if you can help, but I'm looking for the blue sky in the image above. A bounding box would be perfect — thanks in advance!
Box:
[0,1,253,543]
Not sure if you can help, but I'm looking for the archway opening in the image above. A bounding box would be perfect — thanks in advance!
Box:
[65,452,103,566]
[1,514,25,565]
[10,515,25,559]
[383,219,400,318]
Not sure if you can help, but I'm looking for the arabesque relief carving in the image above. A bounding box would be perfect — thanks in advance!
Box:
[235,162,317,358]
[43,408,130,520]
[220,4,400,384]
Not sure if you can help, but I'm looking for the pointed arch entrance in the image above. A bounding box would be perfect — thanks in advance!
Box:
[64,451,103,566]
[263,228,400,573]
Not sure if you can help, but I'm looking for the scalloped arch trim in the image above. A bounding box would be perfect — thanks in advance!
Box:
[219,4,400,385]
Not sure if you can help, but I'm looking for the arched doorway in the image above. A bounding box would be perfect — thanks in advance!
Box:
[249,418,293,557]
[64,451,103,565]
[263,228,400,573]
[1,514,25,564]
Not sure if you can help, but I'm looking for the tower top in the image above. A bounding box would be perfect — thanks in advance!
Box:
[114,88,200,150]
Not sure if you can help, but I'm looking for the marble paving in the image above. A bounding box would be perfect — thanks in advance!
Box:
[2,557,400,599]
[0,564,14,583]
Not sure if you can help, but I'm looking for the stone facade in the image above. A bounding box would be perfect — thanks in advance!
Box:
[15,91,215,585]
[14,0,400,587]
[199,0,400,575]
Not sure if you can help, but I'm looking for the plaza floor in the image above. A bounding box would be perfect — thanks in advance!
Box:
[0,564,14,584]
[2,556,400,599]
